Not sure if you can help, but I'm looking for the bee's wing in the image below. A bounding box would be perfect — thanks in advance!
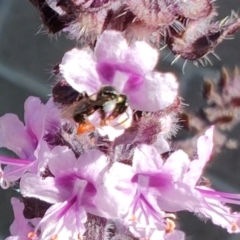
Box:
[61,101,81,119]
[88,92,98,101]
[61,98,104,119]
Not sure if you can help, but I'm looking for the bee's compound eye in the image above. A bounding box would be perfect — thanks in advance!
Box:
[77,122,95,134]
[117,96,124,102]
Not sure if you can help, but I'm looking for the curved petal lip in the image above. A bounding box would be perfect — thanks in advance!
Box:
[128,72,178,111]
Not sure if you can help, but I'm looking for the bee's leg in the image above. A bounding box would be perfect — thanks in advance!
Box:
[75,91,89,102]
[88,131,96,146]
[107,101,128,122]
[108,94,128,120]
[113,110,130,127]
[99,108,107,126]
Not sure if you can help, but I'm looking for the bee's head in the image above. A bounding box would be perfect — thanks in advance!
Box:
[97,86,118,100]
[117,95,128,105]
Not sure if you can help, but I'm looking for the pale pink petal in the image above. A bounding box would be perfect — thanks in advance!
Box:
[24,96,43,141]
[197,125,214,162]
[94,162,135,218]
[127,72,178,111]
[24,97,60,141]
[48,147,108,185]
[157,182,203,212]
[97,125,125,141]
[60,48,101,94]
[200,197,240,233]
[5,237,19,240]
[128,222,165,240]
[162,150,190,182]
[47,146,77,176]
[122,41,159,75]
[95,30,128,63]
[20,173,70,203]
[132,144,164,173]
[76,149,108,184]
[0,114,35,159]
[9,198,29,235]
[153,136,170,154]
[39,201,87,240]
[7,198,40,240]
[183,126,214,186]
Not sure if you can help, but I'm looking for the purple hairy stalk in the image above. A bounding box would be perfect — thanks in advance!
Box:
[29,0,240,61]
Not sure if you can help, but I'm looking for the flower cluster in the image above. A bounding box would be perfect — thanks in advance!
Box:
[2,1,240,240]
[30,0,240,61]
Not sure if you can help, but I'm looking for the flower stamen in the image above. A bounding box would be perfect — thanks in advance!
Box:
[77,233,83,240]
[51,234,58,240]
[0,178,10,189]
[129,214,137,222]
[231,222,239,232]
[27,232,38,239]
[165,218,176,234]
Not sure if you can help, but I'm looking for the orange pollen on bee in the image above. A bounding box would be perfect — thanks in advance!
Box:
[231,222,239,232]
[165,218,176,234]
[51,234,58,240]
[27,232,37,239]
[77,122,95,134]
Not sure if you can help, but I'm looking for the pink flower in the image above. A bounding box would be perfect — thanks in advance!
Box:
[59,30,178,112]
[95,126,240,238]
[0,97,60,186]
[5,198,40,240]
[156,126,240,233]
[95,143,175,239]
[0,97,58,159]
[20,146,108,240]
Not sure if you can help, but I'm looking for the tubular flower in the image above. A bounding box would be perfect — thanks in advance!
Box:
[0,97,60,186]
[2,99,240,240]
[2,5,240,238]
[59,30,178,112]
[20,147,109,240]
[5,198,41,240]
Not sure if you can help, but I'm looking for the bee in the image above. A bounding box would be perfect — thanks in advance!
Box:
[61,86,129,134]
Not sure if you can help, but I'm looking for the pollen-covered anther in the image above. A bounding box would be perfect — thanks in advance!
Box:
[51,234,58,240]
[165,218,176,234]
[0,178,11,189]
[129,215,137,222]
[231,222,239,232]
[77,233,83,240]
[27,232,38,239]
